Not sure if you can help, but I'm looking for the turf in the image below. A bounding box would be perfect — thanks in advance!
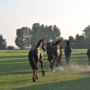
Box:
[0,49,90,90]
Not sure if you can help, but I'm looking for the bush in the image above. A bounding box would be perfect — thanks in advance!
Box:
[7,46,15,50]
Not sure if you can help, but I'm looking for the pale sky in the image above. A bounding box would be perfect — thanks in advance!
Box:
[0,0,90,46]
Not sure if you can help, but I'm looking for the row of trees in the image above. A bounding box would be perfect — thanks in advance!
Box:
[68,25,90,49]
[0,23,90,49]
[15,23,61,49]
[0,35,7,49]
[0,35,15,50]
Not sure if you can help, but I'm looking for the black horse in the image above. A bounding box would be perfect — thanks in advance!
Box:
[28,39,45,82]
[46,42,55,69]
[46,40,63,71]
[64,40,72,64]
[87,44,90,65]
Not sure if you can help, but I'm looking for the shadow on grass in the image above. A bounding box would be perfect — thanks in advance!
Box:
[0,71,32,76]
[13,78,90,90]
[0,55,27,59]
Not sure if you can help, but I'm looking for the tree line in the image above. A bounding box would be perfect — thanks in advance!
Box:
[0,23,90,50]
[15,23,61,49]
[69,25,90,49]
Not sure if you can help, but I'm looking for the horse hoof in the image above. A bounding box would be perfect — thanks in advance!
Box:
[52,69,55,72]
[42,71,45,76]
[36,76,39,80]
[33,79,36,82]
[32,78,36,82]
[42,72,45,76]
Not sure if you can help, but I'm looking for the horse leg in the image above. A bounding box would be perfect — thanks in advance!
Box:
[68,56,70,64]
[50,60,52,69]
[56,57,59,66]
[36,70,39,80]
[66,56,68,64]
[32,70,36,82]
[88,57,90,65]
[66,56,69,64]
[59,56,62,65]
[56,56,62,66]
[40,61,45,76]
[48,56,51,69]
[66,56,70,64]
[51,59,55,71]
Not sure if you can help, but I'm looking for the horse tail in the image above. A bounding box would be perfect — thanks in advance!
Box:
[28,50,34,62]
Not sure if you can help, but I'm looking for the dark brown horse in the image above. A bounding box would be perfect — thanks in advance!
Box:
[28,39,45,82]
[46,40,63,72]
[87,44,90,65]
[64,40,72,64]
[46,42,55,69]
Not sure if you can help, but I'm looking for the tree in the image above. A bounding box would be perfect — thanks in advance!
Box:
[74,34,86,48]
[15,27,32,49]
[75,34,85,41]
[44,25,53,41]
[31,23,61,48]
[0,35,7,50]
[31,23,41,48]
[83,25,90,38]
[15,23,61,49]
[52,25,61,41]
[69,36,75,42]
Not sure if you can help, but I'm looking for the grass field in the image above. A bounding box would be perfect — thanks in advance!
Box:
[0,49,90,90]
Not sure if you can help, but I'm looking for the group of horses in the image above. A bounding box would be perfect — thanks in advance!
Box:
[46,40,72,71]
[28,39,90,82]
[28,39,72,82]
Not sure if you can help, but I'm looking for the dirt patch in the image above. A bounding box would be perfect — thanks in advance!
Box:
[55,65,90,74]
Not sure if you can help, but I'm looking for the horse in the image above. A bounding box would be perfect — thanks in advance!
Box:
[28,39,45,82]
[87,44,90,65]
[64,40,72,64]
[46,42,55,69]
[46,40,63,72]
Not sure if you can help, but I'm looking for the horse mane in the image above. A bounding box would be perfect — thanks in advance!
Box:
[55,40,61,46]
[36,39,45,51]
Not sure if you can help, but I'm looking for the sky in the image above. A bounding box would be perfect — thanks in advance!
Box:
[0,0,90,46]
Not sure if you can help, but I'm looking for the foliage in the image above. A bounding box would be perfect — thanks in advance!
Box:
[15,27,32,49]
[31,23,61,48]
[68,25,90,49]
[7,46,15,50]
[0,34,7,50]
[15,23,61,49]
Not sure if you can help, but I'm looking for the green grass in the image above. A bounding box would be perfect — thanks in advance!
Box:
[0,49,90,90]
